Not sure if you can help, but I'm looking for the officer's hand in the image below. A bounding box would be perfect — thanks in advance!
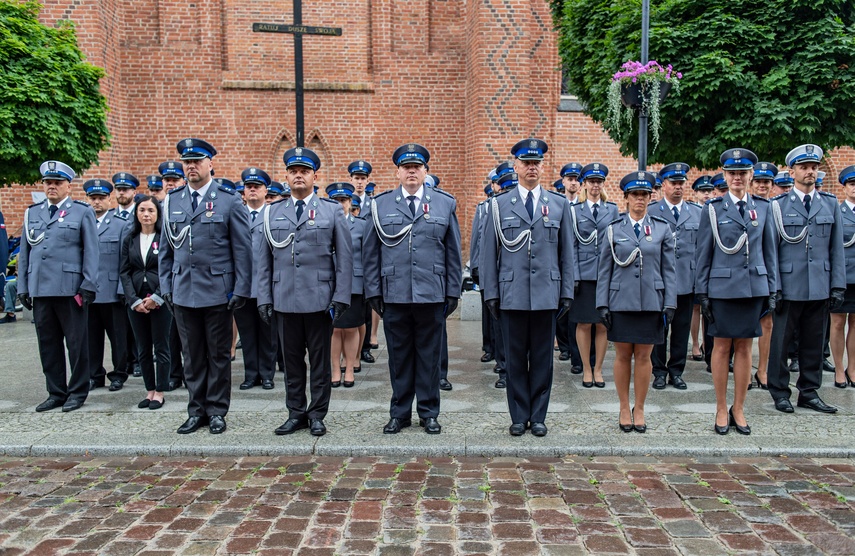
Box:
[574,281,580,295]
[486,299,500,321]
[698,294,714,323]
[774,290,783,314]
[258,303,273,325]
[163,293,173,310]
[830,288,845,310]
[767,293,777,313]
[663,307,676,329]
[444,297,459,318]
[79,289,96,308]
[17,294,32,311]
[471,268,479,287]
[328,301,349,324]
[556,297,572,320]
[598,307,612,331]
[227,294,247,311]
[368,296,385,317]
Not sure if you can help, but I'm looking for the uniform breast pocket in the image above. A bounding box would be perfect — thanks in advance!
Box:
[783,216,805,236]
[501,218,521,241]
[307,220,330,245]
[102,237,119,254]
[271,220,293,243]
[542,219,560,242]
[682,222,699,243]
[844,223,855,243]
[426,216,448,239]
[814,215,834,237]
[58,221,80,241]
[203,214,225,237]
[381,216,405,235]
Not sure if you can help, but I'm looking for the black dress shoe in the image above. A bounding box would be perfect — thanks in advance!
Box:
[669,376,687,390]
[261,379,274,390]
[138,399,151,409]
[594,380,605,388]
[370,343,379,349]
[509,423,526,436]
[797,397,838,414]
[691,353,704,361]
[383,417,412,434]
[360,350,375,363]
[570,365,583,375]
[787,360,799,373]
[493,364,501,374]
[209,415,227,434]
[35,398,65,412]
[419,417,442,434]
[714,423,729,435]
[822,359,836,373]
[481,352,494,363]
[309,419,326,436]
[89,380,105,391]
[847,370,855,387]
[753,372,768,390]
[705,364,712,373]
[275,418,308,435]
[108,380,124,392]
[558,351,571,361]
[495,376,506,389]
[774,398,794,413]
[439,378,453,391]
[530,422,548,437]
[582,379,593,388]
[166,381,182,391]
[729,407,751,435]
[239,379,259,390]
[132,365,142,377]
[62,399,84,412]
[177,415,208,434]
[148,399,164,410]
[652,375,666,390]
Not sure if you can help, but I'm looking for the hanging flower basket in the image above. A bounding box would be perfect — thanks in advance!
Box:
[606,61,682,154]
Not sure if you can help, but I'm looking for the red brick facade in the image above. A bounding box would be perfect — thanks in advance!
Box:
[2,0,853,255]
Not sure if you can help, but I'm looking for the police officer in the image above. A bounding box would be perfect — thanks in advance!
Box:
[690,175,716,367]
[18,161,99,412]
[480,139,575,437]
[147,175,166,203]
[85,178,130,392]
[711,173,728,197]
[767,144,844,415]
[363,143,462,435]
[560,163,583,204]
[830,166,855,388]
[0,206,7,323]
[257,148,353,437]
[750,162,779,389]
[348,160,379,364]
[158,160,186,391]
[771,171,794,198]
[234,167,277,391]
[695,148,778,435]
[160,138,251,434]
[471,170,497,364]
[113,172,138,218]
[651,163,701,390]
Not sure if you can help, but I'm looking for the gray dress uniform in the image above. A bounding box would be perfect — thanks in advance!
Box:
[19,196,99,407]
[159,181,252,421]
[470,198,494,356]
[767,188,844,404]
[363,185,462,423]
[256,193,353,424]
[568,199,620,323]
[838,201,855,291]
[480,187,575,427]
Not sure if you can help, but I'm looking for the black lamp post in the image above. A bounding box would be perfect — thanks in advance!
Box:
[638,0,650,171]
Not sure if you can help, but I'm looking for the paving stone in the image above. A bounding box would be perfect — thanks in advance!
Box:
[492,521,534,540]
[807,533,855,554]
[660,519,710,538]
[674,539,728,556]
[700,511,752,533]
[717,533,767,552]
[582,534,631,554]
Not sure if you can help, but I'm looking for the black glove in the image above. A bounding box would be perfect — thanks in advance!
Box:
[78,289,96,308]
[486,299,500,321]
[767,293,777,313]
[698,294,714,323]
[830,288,846,310]
[258,303,273,325]
[598,307,612,331]
[444,297,459,318]
[163,292,173,310]
[574,281,580,295]
[471,268,479,287]
[368,296,385,317]
[328,301,349,324]
[17,293,32,311]
[663,307,675,329]
[774,290,784,314]
[227,294,247,311]
[556,297,572,320]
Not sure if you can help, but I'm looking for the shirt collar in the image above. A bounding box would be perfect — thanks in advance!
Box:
[189,180,212,200]
[728,191,747,205]
[664,199,683,212]
[50,196,70,208]
[520,184,542,202]
[792,187,814,202]
[402,185,425,205]
[847,200,855,212]
[629,214,646,227]
[293,192,315,206]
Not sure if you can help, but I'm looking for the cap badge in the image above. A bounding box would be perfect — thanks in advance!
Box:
[733,150,741,159]
[185,139,193,147]
[295,148,303,156]
[95,180,101,186]
[529,140,537,149]
[48,162,56,171]
[806,145,815,154]
[359,161,364,168]
[168,162,175,168]
[761,163,767,170]
[250,168,256,175]
[638,172,645,180]
[407,144,415,152]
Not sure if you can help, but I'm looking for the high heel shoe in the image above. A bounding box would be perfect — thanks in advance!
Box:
[728,406,751,435]
[753,372,768,390]
[631,407,646,433]
[582,372,593,388]
[714,409,729,435]
[343,380,355,388]
[846,370,855,387]
[593,374,605,388]
[331,379,342,388]
[834,378,848,388]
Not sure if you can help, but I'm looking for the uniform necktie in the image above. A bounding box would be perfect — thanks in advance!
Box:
[592,202,599,220]
[525,193,533,219]
[120,210,129,219]
[407,195,417,216]
[48,205,57,219]
[191,192,199,212]
[672,206,680,221]
[296,200,305,220]
[737,200,745,218]
[804,194,811,213]
[250,210,258,222]
[634,222,641,238]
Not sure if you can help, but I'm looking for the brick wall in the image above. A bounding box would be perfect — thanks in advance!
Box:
[2,0,853,252]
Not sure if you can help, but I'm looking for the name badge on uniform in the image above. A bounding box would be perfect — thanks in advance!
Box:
[423,203,430,219]
[205,202,214,218]
[308,209,316,225]
[58,210,67,222]
[152,241,159,255]
[749,209,758,226]
[542,205,549,222]
[645,225,652,241]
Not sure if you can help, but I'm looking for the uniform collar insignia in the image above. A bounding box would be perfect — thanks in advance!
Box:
[425,195,431,202]
[511,197,517,204]
[395,195,401,202]
[210,192,216,199]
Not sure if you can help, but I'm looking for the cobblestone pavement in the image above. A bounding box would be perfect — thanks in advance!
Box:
[1,455,855,555]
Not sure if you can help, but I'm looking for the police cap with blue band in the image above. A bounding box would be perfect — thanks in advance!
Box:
[560,162,582,178]
[40,160,76,182]
[392,143,430,167]
[620,171,658,192]
[365,182,375,194]
[553,179,565,193]
[146,175,163,191]
[235,181,244,192]
[484,184,494,197]
[495,161,514,178]
[580,162,608,181]
[753,162,778,180]
[487,169,498,184]
[428,174,441,188]
[281,184,292,197]
[348,160,372,176]
[351,194,361,207]
[268,181,285,196]
[839,165,855,186]
[326,182,355,200]
[511,138,548,161]
[83,178,113,196]
[654,174,663,188]
[711,173,727,189]
[241,167,271,187]
[112,172,140,189]
[816,171,825,187]
[283,147,321,171]
[177,138,217,161]
[720,148,758,170]
[497,172,518,189]
[786,144,823,167]
[692,175,714,191]
[213,178,235,190]
[659,162,689,182]
[159,160,185,178]
[774,171,794,187]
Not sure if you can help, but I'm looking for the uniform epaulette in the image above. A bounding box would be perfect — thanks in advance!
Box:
[373,189,395,200]
[29,201,45,208]
[545,189,565,199]
[819,191,837,199]
[320,197,338,204]
[217,185,235,195]
[168,185,186,195]
[751,195,769,203]
[770,193,787,201]
[269,198,287,206]
[709,196,723,203]
[73,200,90,207]
[648,200,659,206]
[605,201,617,206]
[114,212,129,221]
[608,216,623,226]
[687,201,702,208]
[494,188,511,197]
[650,215,669,224]
[429,187,455,200]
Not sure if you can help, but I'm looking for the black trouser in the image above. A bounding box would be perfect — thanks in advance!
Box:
[480,290,493,354]
[168,317,184,383]
[88,302,129,384]
[362,303,373,352]
[768,299,828,402]
[234,298,277,383]
[127,305,172,392]
[501,309,555,425]
[439,323,449,381]
[788,318,832,362]
[277,310,332,421]
[125,309,138,368]
[652,293,693,379]
[490,306,507,374]
[173,303,233,417]
[33,297,90,403]
[384,303,444,420]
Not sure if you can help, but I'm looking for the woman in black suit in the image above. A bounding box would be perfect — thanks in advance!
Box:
[120,196,171,409]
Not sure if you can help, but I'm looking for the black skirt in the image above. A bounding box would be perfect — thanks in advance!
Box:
[608,311,664,344]
[569,280,599,324]
[335,295,365,329]
[830,285,855,314]
[707,296,765,338]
